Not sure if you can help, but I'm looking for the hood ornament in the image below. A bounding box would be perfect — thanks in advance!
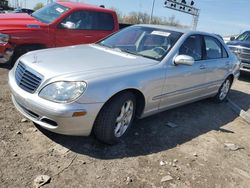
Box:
[32,54,39,64]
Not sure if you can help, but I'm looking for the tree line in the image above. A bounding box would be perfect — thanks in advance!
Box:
[112,7,187,28]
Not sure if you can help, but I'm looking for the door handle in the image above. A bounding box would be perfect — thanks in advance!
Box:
[200,65,206,69]
[225,61,230,66]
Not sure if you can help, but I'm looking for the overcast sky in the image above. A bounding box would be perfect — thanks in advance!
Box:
[9,0,250,36]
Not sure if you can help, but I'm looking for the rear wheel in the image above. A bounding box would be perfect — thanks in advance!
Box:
[94,92,136,145]
[214,77,232,102]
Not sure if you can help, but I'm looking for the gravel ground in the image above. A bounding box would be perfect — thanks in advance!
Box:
[0,65,250,188]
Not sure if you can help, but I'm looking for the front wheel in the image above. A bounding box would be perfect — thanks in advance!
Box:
[94,92,136,145]
[214,77,232,102]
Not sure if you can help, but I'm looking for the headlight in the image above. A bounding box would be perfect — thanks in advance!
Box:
[0,33,9,44]
[39,81,87,103]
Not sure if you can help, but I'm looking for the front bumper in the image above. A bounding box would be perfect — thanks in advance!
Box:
[9,69,104,136]
[0,43,14,64]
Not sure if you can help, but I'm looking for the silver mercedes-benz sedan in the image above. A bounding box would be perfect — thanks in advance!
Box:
[9,25,240,144]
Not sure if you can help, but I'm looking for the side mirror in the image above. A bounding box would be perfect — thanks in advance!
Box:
[174,55,194,66]
[230,36,235,41]
[60,21,76,29]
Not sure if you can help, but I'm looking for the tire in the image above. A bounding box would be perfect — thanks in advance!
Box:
[214,77,232,103]
[94,92,136,145]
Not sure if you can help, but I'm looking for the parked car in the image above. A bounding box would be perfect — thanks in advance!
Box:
[0,2,119,66]
[9,25,240,144]
[227,31,250,72]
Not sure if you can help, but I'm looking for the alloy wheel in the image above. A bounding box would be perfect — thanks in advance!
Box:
[114,100,134,138]
[219,79,231,101]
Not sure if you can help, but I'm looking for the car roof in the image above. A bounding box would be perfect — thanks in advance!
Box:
[57,1,115,13]
[136,24,218,37]
[137,24,191,33]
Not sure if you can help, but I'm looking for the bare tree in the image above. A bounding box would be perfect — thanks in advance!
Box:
[123,12,150,24]
[99,6,186,28]
[109,7,124,23]
[121,11,183,28]
[167,15,180,26]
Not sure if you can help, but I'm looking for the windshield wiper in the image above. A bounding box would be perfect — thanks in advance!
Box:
[120,48,138,55]
[121,48,158,60]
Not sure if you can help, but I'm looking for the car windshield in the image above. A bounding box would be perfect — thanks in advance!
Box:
[236,31,250,41]
[31,3,70,24]
[98,26,182,61]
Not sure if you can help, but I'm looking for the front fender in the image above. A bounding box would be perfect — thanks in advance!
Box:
[76,65,166,115]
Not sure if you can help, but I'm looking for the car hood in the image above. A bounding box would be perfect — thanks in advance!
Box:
[227,40,250,48]
[0,13,44,31]
[19,44,158,81]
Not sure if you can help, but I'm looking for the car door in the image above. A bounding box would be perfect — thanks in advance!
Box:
[55,10,115,47]
[158,34,208,109]
[201,35,230,92]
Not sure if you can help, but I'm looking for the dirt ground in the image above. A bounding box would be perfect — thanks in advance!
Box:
[0,65,250,188]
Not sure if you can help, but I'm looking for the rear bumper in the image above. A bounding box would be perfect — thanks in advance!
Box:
[0,43,14,64]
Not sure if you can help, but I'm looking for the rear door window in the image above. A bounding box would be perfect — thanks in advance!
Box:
[204,36,223,59]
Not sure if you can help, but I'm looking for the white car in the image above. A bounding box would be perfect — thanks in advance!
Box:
[9,25,240,144]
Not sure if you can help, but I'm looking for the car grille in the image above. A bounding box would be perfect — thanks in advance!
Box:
[239,54,250,62]
[15,62,43,93]
[228,46,250,64]
[242,48,250,54]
